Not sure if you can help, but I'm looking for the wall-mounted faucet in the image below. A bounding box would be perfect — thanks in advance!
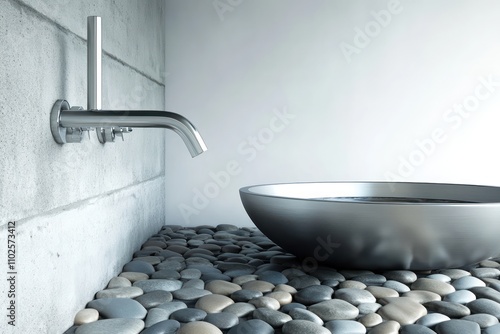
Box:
[50,16,207,157]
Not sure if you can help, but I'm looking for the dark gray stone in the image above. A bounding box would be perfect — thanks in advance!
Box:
[151,269,181,280]
[280,302,307,314]
[400,324,438,334]
[383,270,418,284]
[230,289,263,302]
[309,268,345,282]
[123,260,155,275]
[155,301,187,317]
[288,275,321,289]
[484,323,500,334]
[182,279,205,290]
[133,279,183,293]
[258,271,288,285]
[288,308,324,325]
[227,319,274,334]
[201,272,232,282]
[204,312,239,330]
[352,274,387,286]
[169,308,207,322]
[335,288,376,306]
[451,276,485,290]
[471,268,500,279]
[134,290,173,309]
[462,313,499,328]
[470,287,500,303]
[223,302,256,317]
[253,308,292,328]
[87,298,147,319]
[282,320,331,334]
[293,285,333,305]
[156,260,185,272]
[423,301,470,318]
[74,319,144,334]
[324,320,366,334]
[172,287,212,301]
[467,299,500,318]
[435,319,480,334]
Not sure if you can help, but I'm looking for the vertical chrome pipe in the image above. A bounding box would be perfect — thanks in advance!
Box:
[87,16,101,110]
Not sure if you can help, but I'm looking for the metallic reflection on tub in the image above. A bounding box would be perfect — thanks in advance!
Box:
[239,182,500,270]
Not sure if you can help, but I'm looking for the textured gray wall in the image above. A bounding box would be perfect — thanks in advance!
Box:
[0,0,165,332]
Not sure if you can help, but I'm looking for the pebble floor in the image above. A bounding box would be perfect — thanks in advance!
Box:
[64,224,500,334]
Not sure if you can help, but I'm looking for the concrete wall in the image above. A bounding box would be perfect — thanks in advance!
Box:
[164,0,500,227]
[0,0,165,332]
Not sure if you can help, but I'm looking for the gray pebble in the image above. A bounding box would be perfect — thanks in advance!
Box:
[282,319,331,334]
[204,312,239,330]
[288,308,324,325]
[471,268,500,279]
[170,308,207,322]
[140,319,180,334]
[400,324,437,334]
[123,261,155,275]
[222,302,256,317]
[293,285,333,305]
[451,276,485,290]
[133,279,183,293]
[258,271,288,285]
[339,270,374,279]
[201,272,232,282]
[95,287,143,299]
[384,280,411,293]
[87,298,147,319]
[280,302,307,313]
[435,319,480,334]
[230,289,263,302]
[288,275,321,289]
[180,269,202,280]
[467,298,500,318]
[182,279,205,290]
[462,313,499,328]
[352,274,387,286]
[416,313,450,327]
[358,302,382,315]
[309,299,359,321]
[411,278,455,296]
[470,287,500,303]
[151,269,181,280]
[383,270,418,284]
[427,274,451,283]
[335,288,376,306]
[227,319,274,334]
[172,288,212,301]
[424,301,470,318]
[135,291,173,309]
[436,269,470,280]
[324,319,367,334]
[253,308,292,327]
[443,290,476,304]
[156,260,185,272]
[155,301,187,317]
[144,308,170,328]
[310,268,346,282]
[484,323,500,334]
[75,319,144,334]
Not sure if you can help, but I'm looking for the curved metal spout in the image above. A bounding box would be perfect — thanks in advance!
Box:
[59,109,207,157]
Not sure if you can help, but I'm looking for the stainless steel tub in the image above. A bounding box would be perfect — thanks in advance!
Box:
[240,182,500,270]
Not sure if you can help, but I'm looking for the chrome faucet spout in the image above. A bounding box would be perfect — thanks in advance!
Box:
[59,109,207,157]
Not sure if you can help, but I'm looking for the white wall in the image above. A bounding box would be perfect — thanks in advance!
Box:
[165,0,500,228]
[0,0,165,332]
